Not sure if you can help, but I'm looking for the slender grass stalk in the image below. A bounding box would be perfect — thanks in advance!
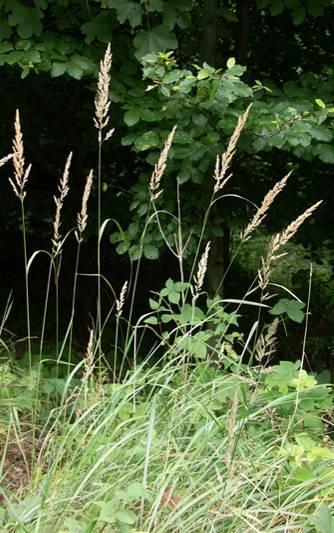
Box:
[8,111,32,368]
[67,170,94,368]
[94,44,112,363]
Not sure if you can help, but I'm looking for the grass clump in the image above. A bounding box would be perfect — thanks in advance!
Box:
[0,44,332,532]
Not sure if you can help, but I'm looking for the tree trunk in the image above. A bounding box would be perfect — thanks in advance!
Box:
[200,0,218,66]
[235,0,251,65]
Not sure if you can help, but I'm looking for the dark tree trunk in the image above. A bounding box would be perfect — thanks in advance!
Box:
[200,0,218,66]
[235,0,251,64]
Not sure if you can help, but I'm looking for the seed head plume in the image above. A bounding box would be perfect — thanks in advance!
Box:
[192,241,211,298]
[94,43,112,139]
[259,200,322,296]
[116,280,128,318]
[9,110,31,200]
[255,318,279,362]
[213,104,251,194]
[77,170,94,239]
[82,328,95,387]
[52,152,72,255]
[149,126,177,200]
[243,172,291,240]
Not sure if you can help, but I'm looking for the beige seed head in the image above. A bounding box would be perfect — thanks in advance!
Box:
[116,280,128,318]
[149,126,177,199]
[77,170,94,238]
[213,104,251,194]
[255,318,279,362]
[259,200,322,294]
[279,200,323,247]
[9,110,31,200]
[193,241,211,297]
[52,152,72,255]
[82,328,95,386]
[94,43,112,135]
[243,172,291,240]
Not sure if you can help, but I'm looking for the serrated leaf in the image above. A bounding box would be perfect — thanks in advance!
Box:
[81,11,114,44]
[8,6,42,38]
[109,0,143,27]
[133,25,177,60]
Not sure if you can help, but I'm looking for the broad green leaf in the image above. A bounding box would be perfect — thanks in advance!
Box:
[81,12,114,43]
[317,144,334,164]
[147,0,164,11]
[269,298,305,323]
[133,25,177,60]
[168,291,180,304]
[109,0,143,27]
[124,109,141,126]
[143,243,159,259]
[161,314,173,323]
[0,21,12,40]
[292,6,306,25]
[114,509,136,525]
[8,6,43,38]
[0,42,13,54]
[51,62,67,77]
[145,316,158,325]
[149,298,159,310]
[312,504,334,533]
[270,1,284,15]
[97,501,116,524]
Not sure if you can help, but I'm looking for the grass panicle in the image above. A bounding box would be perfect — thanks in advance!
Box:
[243,171,291,240]
[192,241,211,298]
[94,43,112,137]
[259,200,322,295]
[213,104,251,194]
[8,110,31,201]
[77,170,94,238]
[149,126,177,199]
[52,152,72,255]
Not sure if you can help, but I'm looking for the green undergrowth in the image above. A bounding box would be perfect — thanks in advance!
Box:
[1,358,334,532]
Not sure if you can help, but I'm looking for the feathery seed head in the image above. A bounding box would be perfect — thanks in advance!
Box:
[243,172,292,240]
[116,280,128,318]
[213,105,251,194]
[192,241,211,297]
[77,170,94,238]
[94,44,112,134]
[149,126,177,199]
[52,152,72,255]
[9,110,31,200]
